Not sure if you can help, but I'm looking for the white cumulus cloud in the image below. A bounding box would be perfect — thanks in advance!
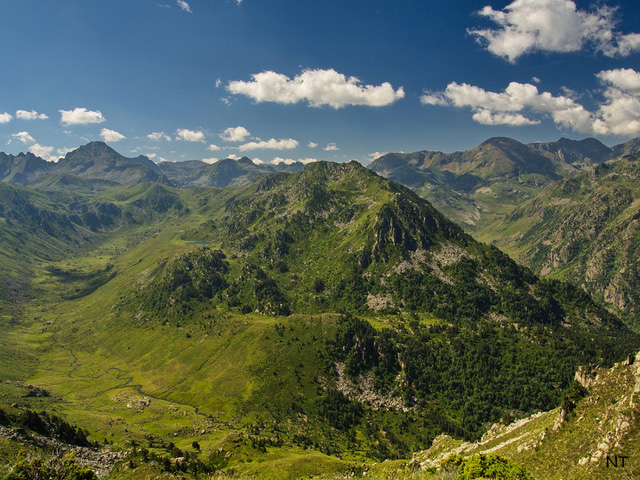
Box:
[423,70,640,136]
[147,131,172,141]
[220,126,251,142]
[16,109,48,120]
[308,141,318,149]
[227,68,405,108]
[323,142,340,151]
[203,157,220,164]
[100,128,126,142]
[593,68,640,136]
[11,131,36,145]
[469,0,640,62]
[57,147,73,157]
[272,157,297,165]
[596,68,640,95]
[272,157,316,165]
[28,144,58,162]
[176,128,205,142]
[59,108,105,125]
[368,152,388,163]
[208,144,221,151]
[177,0,191,13]
[0,112,13,123]
[238,138,299,152]
[423,81,593,131]
[472,110,541,126]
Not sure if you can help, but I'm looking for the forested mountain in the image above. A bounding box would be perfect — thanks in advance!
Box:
[480,152,640,327]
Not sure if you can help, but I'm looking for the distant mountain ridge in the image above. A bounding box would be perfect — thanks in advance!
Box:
[369,136,640,229]
[0,141,305,189]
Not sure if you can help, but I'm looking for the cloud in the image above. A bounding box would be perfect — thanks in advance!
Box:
[323,142,340,151]
[203,157,220,164]
[420,93,449,107]
[368,151,388,162]
[472,110,540,126]
[59,108,105,125]
[272,157,297,165]
[271,157,317,165]
[593,68,640,135]
[28,144,58,162]
[423,70,640,136]
[208,144,221,151]
[11,131,36,145]
[177,0,191,13]
[227,68,405,108]
[176,128,205,142]
[238,138,299,152]
[16,109,48,120]
[308,141,318,148]
[147,131,172,141]
[616,33,640,56]
[220,126,251,142]
[422,81,592,131]
[56,147,74,157]
[0,112,13,123]
[100,128,126,142]
[145,153,168,163]
[596,68,640,95]
[468,0,640,62]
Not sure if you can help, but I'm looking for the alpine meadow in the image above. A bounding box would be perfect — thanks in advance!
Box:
[3,1,640,479]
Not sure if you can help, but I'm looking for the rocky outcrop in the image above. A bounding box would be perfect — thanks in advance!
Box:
[0,425,126,478]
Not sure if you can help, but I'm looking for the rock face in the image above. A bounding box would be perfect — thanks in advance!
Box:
[334,362,410,412]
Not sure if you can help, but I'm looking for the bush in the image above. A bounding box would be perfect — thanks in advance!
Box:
[3,452,98,480]
[440,453,532,480]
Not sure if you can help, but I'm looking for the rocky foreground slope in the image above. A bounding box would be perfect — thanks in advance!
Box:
[413,351,640,479]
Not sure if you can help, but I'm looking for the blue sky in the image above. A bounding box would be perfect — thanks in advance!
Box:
[1,0,640,165]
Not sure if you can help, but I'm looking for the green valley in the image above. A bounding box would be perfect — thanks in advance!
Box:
[1,145,639,479]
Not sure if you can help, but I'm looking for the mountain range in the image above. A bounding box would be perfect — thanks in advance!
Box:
[1,138,640,479]
[369,136,640,229]
[0,141,304,190]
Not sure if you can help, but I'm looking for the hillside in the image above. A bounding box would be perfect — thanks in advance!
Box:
[369,136,640,230]
[410,350,640,479]
[1,162,639,478]
[479,152,640,327]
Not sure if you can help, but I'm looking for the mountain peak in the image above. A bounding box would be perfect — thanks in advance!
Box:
[479,137,525,148]
[62,141,123,163]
